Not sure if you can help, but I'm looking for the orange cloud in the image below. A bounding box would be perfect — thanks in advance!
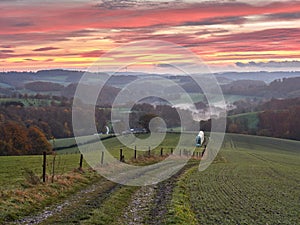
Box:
[0,0,300,71]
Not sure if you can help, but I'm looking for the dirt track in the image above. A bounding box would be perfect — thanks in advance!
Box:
[123,163,197,225]
[14,162,197,225]
[14,178,119,225]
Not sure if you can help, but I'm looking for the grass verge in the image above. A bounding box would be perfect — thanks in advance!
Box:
[0,168,100,224]
[164,166,198,225]
[81,186,139,225]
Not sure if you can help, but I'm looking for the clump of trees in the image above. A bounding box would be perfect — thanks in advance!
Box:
[257,106,300,140]
[0,104,112,139]
[0,121,52,156]
[129,103,186,130]
[200,98,300,141]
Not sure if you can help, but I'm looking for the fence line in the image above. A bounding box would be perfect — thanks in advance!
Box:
[42,146,204,182]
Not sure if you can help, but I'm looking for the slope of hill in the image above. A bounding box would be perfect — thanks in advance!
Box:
[1,133,299,224]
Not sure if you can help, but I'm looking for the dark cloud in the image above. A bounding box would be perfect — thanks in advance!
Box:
[0,45,13,48]
[69,29,100,36]
[156,63,174,68]
[0,33,69,46]
[13,22,34,27]
[183,16,246,26]
[1,17,34,28]
[24,58,38,61]
[109,27,300,53]
[190,28,300,53]
[156,62,196,68]
[0,29,101,47]
[218,28,300,43]
[264,11,300,20]
[96,0,184,10]
[33,47,60,52]
[110,31,200,47]
[195,29,229,36]
[80,50,105,57]
[236,60,300,68]
[0,50,14,53]
[96,0,139,9]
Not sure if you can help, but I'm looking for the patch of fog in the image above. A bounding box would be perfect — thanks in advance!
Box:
[174,102,231,121]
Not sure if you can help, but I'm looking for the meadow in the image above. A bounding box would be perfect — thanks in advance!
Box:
[171,135,300,224]
[228,112,259,130]
[0,97,54,107]
[0,154,89,190]
[0,133,299,224]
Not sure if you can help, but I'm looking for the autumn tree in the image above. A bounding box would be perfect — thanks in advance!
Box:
[0,121,52,156]
[27,126,52,155]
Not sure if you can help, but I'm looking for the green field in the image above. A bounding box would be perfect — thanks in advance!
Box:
[1,133,299,224]
[171,134,300,224]
[0,154,89,190]
[51,134,115,153]
[229,112,260,130]
[0,98,54,107]
[54,133,199,159]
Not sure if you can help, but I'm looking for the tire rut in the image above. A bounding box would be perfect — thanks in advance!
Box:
[14,161,198,225]
[147,164,196,225]
[13,178,120,225]
[123,162,198,225]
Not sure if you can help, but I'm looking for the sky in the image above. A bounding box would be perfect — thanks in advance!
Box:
[1,0,300,72]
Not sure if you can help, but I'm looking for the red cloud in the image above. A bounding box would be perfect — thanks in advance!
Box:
[1,1,300,33]
[1,0,300,70]
[33,47,60,52]
[80,50,105,58]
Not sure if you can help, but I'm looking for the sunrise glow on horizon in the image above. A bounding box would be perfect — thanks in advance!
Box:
[1,0,300,72]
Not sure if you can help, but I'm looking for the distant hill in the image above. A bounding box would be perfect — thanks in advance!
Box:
[214,71,300,83]
[25,81,64,92]
[256,97,300,111]
[222,80,266,96]
[222,77,300,98]
[1,69,300,99]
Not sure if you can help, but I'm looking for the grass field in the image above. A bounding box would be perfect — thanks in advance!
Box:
[1,133,299,224]
[54,133,200,160]
[0,154,89,190]
[166,133,300,224]
[0,97,54,107]
[229,112,260,130]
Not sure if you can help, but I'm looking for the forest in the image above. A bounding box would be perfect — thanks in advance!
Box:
[0,73,300,155]
[200,98,300,141]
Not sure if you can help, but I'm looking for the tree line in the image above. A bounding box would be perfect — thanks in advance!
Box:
[0,121,51,156]
[201,98,300,141]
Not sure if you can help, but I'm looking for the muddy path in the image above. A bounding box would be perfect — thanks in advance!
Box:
[13,178,120,225]
[122,162,197,225]
[13,161,198,225]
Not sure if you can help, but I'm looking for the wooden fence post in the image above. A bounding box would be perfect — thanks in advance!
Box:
[51,154,56,183]
[120,149,123,161]
[79,154,83,170]
[101,151,104,165]
[42,151,46,182]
